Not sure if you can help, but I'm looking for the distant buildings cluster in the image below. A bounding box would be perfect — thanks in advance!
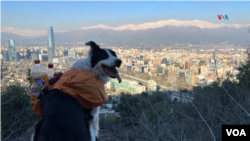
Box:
[3,39,20,62]
[117,47,245,88]
[2,26,89,63]
[105,79,147,95]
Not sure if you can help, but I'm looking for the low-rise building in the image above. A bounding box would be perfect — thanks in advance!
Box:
[99,109,116,120]
[148,79,157,92]
[165,91,194,103]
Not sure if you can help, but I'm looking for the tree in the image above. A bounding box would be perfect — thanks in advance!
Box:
[117,94,140,123]
[141,92,148,98]
[1,84,40,140]
[110,88,114,92]
[105,95,113,104]
[167,83,171,87]
[119,89,124,94]
[237,49,250,86]
[97,30,250,141]
[111,100,118,112]
[176,87,181,91]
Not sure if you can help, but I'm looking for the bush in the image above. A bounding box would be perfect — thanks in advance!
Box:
[1,84,41,140]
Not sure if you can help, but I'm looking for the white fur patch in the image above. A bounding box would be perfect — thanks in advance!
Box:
[89,122,96,141]
[70,48,119,85]
[88,106,100,141]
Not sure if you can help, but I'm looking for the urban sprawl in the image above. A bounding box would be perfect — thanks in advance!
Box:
[1,27,249,118]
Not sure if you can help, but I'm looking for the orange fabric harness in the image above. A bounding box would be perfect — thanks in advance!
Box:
[30,68,107,116]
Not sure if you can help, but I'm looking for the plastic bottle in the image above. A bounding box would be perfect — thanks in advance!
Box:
[31,76,43,96]
[47,63,54,80]
[30,60,48,85]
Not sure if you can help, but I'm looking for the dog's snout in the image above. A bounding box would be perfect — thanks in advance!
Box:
[115,59,122,68]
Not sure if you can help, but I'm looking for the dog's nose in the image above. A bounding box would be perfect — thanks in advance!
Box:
[115,59,122,68]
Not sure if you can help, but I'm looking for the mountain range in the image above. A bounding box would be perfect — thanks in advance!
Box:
[1,20,250,46]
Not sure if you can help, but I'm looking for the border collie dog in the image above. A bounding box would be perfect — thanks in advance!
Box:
[32,41,122,141]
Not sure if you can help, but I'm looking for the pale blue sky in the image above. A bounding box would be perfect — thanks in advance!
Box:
[1,1,250,31]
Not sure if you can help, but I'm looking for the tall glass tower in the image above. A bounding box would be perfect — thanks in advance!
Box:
[15,52,20,62]
[4,52,9,62]
[8,39,15,60]
[47,26,55,62]
[26,49,31,59]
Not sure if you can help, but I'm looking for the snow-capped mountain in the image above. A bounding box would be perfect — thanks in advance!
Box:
[1,27,69,37]
[2,20,250,38]
[80,19,250,31]
[1,20,249,46]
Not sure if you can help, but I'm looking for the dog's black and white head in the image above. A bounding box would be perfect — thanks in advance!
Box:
[71,41,122,84]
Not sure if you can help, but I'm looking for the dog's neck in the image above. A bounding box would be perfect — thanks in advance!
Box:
[70,57,110,84]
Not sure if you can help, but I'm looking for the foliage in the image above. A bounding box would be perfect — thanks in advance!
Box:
[176,86,181,91]
[100,57,250,141]
[117,92,169,125]
[117,93,141,123]
[105,95,113,104]
[237,60,250,87]
[1,84,41,140]
[166,83,171,87]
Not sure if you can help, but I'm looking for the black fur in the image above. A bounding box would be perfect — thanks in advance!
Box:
[86,41,110,68]
[107,49,117,57]
[85,41,119,68]
[33,89,91,141]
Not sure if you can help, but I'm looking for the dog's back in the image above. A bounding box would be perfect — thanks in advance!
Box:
[33,89,91,141]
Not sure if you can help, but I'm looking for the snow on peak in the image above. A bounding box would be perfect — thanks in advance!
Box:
[1,26,69,37]
[79,20,250,31]
[2,20,249,37]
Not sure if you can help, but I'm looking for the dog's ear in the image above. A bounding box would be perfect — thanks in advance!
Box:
[85,41,100,51]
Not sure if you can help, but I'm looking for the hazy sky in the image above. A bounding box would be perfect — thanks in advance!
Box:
[1,1,250,31]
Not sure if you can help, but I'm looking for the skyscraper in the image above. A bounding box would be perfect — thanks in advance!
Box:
[184,60,191,70]
[39,54,48,62]
[4,52,9,62]
[47,26,55,62]
[26,49,31,59]
[8,39,15,60]
[63,50,68,56]
[15,52,20,62]
[32,51,39,60]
